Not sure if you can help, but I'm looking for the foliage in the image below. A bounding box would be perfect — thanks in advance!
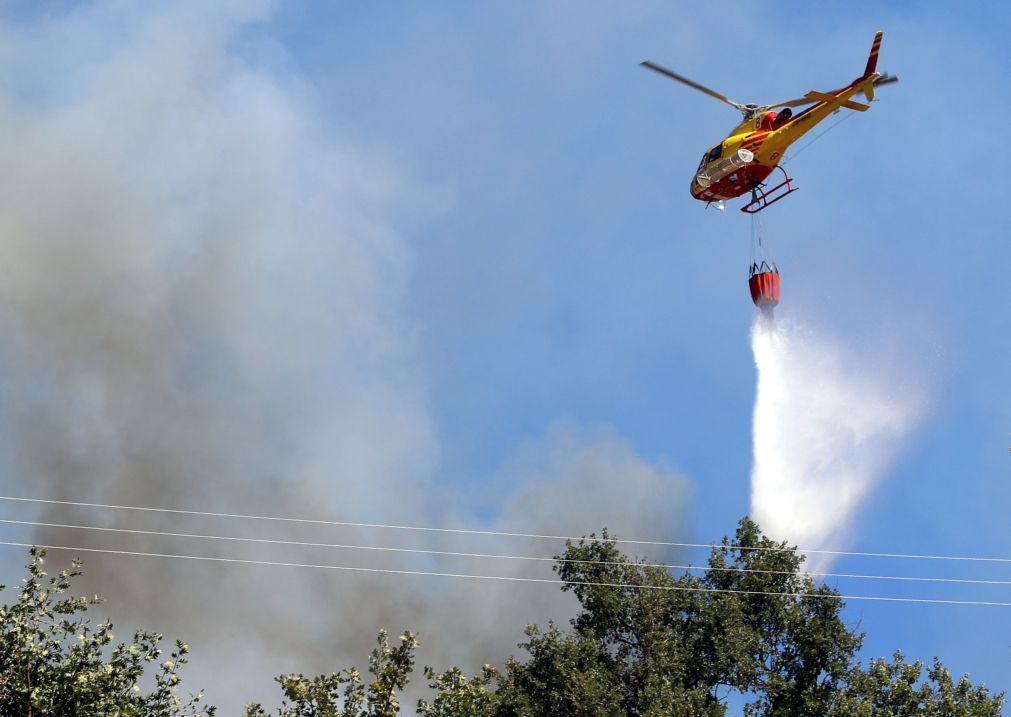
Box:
[704,519,863,716]
[416,664,499,717]
[3,519,1003,717]
[244,629,417,717]
[0,547,212,717]
[408,518,1001,716]
[252,518,1001,716]
[828,652,1005,716]
[493,623,625,716]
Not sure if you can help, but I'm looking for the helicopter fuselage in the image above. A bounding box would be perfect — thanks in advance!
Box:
[690,77,875,203]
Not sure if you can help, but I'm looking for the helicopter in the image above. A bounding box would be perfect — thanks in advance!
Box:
[642,31,897,213]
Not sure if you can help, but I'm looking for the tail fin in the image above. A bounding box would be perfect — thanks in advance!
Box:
[863,31,883,78]
[860,76,876,102]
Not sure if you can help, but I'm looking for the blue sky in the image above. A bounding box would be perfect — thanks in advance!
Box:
[0,1,1007,711]
[270,0,1011,693]
[269,1,1010,546]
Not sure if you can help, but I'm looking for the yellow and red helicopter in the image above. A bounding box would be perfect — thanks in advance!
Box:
[642,31,896,213]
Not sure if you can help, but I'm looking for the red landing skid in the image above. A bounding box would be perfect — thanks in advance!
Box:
[740,166,798,214]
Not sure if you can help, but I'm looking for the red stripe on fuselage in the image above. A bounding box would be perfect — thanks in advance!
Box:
[742,131,770,152]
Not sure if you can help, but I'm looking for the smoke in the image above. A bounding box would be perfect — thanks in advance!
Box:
[0,4,690,712]
[496,424,690,543]
[404,425,691,678]
[0,2,439,706]
[749,315,926,570]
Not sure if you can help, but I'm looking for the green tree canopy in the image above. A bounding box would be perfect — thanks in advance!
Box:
[2,519,1003,716]
[243,629,418,717]
[0,547,213,717]
[487,519,1002,716]
[254,518,1004,717]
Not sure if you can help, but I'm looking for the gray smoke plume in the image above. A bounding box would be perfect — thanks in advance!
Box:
[0,1,437,706]
[0,4,690,711]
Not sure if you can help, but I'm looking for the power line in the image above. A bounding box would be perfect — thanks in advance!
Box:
[3,494,1009,565]
[1,540,1009,607]
[5,517,1010,588]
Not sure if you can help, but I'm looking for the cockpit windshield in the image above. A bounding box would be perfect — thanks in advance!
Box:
[698,143,723,170]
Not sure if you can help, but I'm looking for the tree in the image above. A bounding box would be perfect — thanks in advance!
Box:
[0,547,213,717]
[520,531,725,716]
[493,624,625,716]
[3,519,1003,716]
[702,519,862,716]
[528,519,1002,716]
[540,520,863,716]
[252,518,1001,716]
[417,664,499,717]
[828,653,1004,717]
[243,630,418,717]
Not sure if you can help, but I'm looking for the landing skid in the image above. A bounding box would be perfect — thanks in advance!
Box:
[740,166,798,214]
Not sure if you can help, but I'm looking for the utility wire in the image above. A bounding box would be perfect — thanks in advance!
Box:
[4,517,1010,588]
[1,540,1008,608]
[3,495,1009,565]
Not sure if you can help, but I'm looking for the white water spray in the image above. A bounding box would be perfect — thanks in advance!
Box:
[750,316,925,570]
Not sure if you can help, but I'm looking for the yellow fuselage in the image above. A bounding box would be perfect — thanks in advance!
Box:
[691,76,876,202]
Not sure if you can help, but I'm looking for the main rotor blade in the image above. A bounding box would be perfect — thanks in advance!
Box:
[639,61,744,111]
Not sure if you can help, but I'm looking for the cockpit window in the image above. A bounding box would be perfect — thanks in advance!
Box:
[699,143,723,170]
